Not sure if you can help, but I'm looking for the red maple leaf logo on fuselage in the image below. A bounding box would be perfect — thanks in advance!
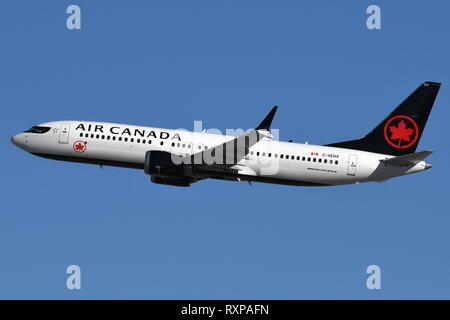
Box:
[389,120,414,148]
[75,143,84,151]
[73,141,86,152]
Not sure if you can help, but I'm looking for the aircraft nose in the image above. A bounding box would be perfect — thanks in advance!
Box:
[11,134,19,146]
[11,133,27,149]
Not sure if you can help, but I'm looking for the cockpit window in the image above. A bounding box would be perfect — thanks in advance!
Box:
[24,126,51,134]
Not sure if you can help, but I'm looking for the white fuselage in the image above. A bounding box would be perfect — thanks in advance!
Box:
[11,121,430,186]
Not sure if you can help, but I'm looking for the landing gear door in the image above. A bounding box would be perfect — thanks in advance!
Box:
[347,154,358,176]
[58,123,70,144]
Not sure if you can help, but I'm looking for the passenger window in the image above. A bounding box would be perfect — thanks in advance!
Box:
[280,154,284,159]
[250,151,254,155]
[130,138,134,142]
[313,158,316,162]
[335,160,338,165]
[307,157,311,161]
[182,144,185,148]
[124,137,128,142]
[112,136,116,141]
[137,139,140,143]
[262,152,265,156]
[318,158,322,163]
[142,139,146,144]
[257,152,260,156]
[275,154,278,158]
[90,134,94,138]
[160,141,164,146]
[119,137,122,141]
[291,155,294,160]
[96,134,99,139]
[302,157,305,161]
[172,142,175,147]
[268,153,271,157]
[107,136,110,140]
[80,133,83,137]
[101,135,105,139]
[324,159,327,163]
[148,140,152,144]
[297,156,300,160]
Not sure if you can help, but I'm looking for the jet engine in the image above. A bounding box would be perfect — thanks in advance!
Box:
[144,150,185,177]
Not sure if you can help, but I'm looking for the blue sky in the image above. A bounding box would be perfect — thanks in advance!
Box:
[1,0,449,299]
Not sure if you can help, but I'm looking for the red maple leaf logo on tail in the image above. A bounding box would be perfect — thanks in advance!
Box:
[389,120,414,148]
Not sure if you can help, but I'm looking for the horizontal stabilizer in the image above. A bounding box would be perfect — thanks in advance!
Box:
[380,150,433,166]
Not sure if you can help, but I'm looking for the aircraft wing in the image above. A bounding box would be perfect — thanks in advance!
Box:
[380,150,433,166]
[186,106,278,168]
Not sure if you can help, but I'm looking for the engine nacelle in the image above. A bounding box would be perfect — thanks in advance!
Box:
[144,150,185,178]
[150,176,192,187]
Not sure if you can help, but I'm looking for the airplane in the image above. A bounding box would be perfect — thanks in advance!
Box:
[11,82,440,187]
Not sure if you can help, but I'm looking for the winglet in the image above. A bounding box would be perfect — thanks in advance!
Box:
[256,106,278,130]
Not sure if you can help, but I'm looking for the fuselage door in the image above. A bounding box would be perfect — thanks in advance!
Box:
[347,154,358,176]
[58,123,70,144]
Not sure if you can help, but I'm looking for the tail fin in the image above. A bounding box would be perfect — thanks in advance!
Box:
[326,82,441,156]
